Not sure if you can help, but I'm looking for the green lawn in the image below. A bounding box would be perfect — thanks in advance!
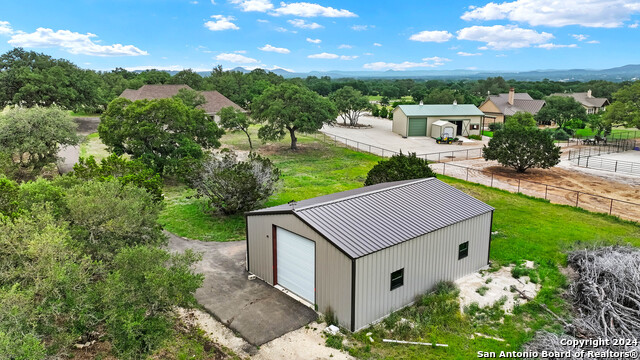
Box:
[482,130,493,137]
[574,127,640,139]
[79,132,111,161]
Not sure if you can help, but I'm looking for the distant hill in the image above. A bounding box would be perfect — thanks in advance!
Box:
[135,64,640,82]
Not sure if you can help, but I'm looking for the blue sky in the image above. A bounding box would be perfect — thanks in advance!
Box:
[1,0,639,73]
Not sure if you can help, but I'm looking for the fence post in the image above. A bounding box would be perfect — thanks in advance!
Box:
[438,153,441,162]
[382,149,384,157]
[609,199,614,215]
[545,185,548,200]
[518,179,521,193]
[466,167,469,181]
[615,161,618,173]
[443,162,446,175]
[586,157,589,167]
[467,149,469,160]
[491,173,494,187]
[576,191,580,207]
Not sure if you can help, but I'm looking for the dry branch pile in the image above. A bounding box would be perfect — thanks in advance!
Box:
[524,246,640,358]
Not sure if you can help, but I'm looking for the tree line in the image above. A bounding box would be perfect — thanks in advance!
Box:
[1,48,634,114]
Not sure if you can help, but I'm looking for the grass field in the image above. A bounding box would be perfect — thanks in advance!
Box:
[574,127,640,139]
[482,130,493,137]
[79,132,111,161]
[85,126,640,359]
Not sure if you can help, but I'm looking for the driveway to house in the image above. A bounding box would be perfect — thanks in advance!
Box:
[167,232,318,346]
[321,115,488,156]
[58,117,100,174]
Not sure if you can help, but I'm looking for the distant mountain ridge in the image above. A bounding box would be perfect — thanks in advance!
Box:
[148,64,640,82]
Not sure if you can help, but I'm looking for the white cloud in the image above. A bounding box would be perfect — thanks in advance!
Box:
[205,15,239,31]
[190,1,199,4]
[586,40,600,44]
[229,0,274,12]
[211,0,216,4]
[8,28,148,56]
[306,37,321,43]
[216,53,260,63]
[338,44,352,49]
[496,54,507,57]
[258,44,290,53]
[268,65,295,72]
[340,55,358,60]
[363,57,450,71]
[0,21,13,35]
[308,52,339,59]
[629,22,639,28]
[125,65,210,72]
[288,19,323,29]
[363,52,374,56]
[457,51,482,56]
[572,34,589,41]
[456,25,554,50]
[271,2,357,17]
[537,43,578,49]
[234,50,247,53]
[351,25,371,31]
[409,30,453,43]
[461,0,640,28]
[373,42,382,47]
[257,19,269,23]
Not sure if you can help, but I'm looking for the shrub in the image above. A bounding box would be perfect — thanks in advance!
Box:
[553,128,571,140]
[379,106,389,119]
[468,134,482,140]
[364,152,436,186]
[192,151,280,215]
[488,122,504,132]
[73,154,163,202]
[101,246,203,358]
[476,285,489,296]
[371,105,380,117]
[64,180,166,262]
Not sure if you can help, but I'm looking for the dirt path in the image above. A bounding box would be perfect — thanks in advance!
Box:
[57,117,100,174]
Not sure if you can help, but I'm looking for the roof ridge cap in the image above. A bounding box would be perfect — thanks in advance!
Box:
[294,178,434,212]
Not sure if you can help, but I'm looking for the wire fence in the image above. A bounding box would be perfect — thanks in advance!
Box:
[429,162,640,222]
[315,131,640,222]
[567,139,638,174]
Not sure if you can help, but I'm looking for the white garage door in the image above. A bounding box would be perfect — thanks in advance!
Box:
[276,227,315,303]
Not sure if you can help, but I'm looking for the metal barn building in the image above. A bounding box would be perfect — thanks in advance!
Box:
[245,178,494,331]
[392,103,485,138]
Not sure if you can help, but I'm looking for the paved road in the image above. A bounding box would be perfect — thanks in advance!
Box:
[57,117,100,174]
[167,232,318,346]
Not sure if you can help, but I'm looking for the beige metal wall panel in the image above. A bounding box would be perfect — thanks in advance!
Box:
[246,213,353,329]
[392,107,408,136]
[353,212,492,331]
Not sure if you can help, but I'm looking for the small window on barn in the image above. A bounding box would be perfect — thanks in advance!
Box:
[458,242,469,260]
[471,124,480,130]
[390,268,404,291]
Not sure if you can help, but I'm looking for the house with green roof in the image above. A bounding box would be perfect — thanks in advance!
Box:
[392,102,485,138]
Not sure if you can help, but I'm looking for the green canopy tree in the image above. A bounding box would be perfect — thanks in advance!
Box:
[0,106,79,175]
[173,88,206,108]
[218,106,254,149]
[483,127,561,173]
[98,97,224,176]
[252,83,337,150]
[536,96,587,127]
[169,69,204,89]
[603,81,640,129]
[329,86,370,126]
[505,111,537,129]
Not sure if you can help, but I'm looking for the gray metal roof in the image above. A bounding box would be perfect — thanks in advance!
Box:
[396,104,485,117]
[248,178,494,259]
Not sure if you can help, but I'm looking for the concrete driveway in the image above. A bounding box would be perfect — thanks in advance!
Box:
[321,115,488,156]
[167,232,318,346]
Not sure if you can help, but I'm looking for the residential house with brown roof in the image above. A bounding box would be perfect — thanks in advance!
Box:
[119,84,243,121]
[478,88,546,125]
[550,90,610,114]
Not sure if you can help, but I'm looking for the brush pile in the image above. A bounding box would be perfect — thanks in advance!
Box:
[524,246,640,358]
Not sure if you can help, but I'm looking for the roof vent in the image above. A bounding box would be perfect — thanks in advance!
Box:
[453,100,458,105]
[419,100,423,106]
